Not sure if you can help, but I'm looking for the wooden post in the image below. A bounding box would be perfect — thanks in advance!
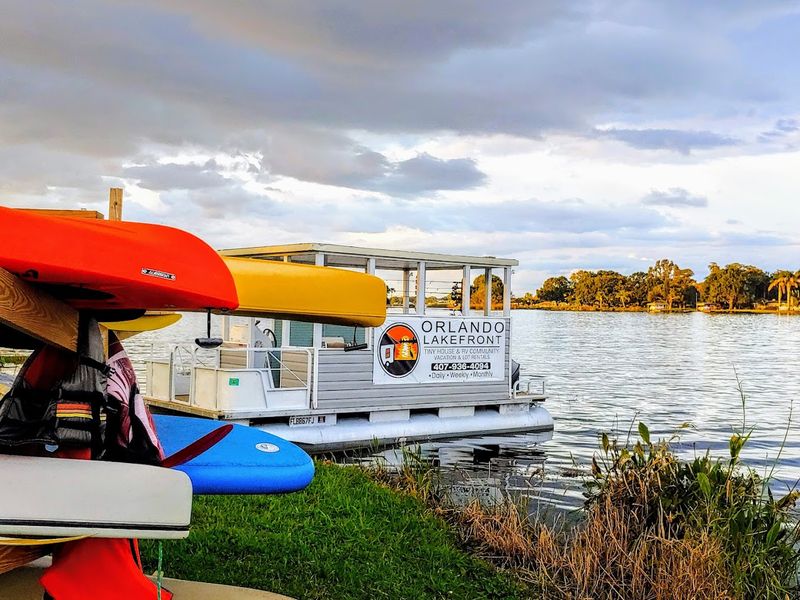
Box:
[108,188,123,221]
[0,268,78,352]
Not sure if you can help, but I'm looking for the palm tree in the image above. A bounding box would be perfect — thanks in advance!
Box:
[768,275,786,309]
[595,290,606,309]
[617,288,631,309]
[787,272,800,310]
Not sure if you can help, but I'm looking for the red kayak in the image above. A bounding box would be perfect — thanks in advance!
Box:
[0,206,238,312]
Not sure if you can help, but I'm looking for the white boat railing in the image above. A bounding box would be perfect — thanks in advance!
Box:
[513,374,545,398]
[149,345,313,412]
[209,345,312,391]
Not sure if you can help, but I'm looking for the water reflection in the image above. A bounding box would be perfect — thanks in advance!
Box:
[333,430,589,514]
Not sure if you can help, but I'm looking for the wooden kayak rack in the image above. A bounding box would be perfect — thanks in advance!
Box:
[0,190,302,599]
[0,188,125,353]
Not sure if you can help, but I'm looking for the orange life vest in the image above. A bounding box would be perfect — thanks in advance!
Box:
[40,538,173,600]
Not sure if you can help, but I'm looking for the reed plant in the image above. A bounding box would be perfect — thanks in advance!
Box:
[563,421,800,599]
[369,445,442,503]
[370,418,800,599]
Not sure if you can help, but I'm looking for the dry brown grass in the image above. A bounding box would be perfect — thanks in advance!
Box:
[530,498,733,599]
[457,500,534,567]
[434,495,734,599]
[363,451,755,598]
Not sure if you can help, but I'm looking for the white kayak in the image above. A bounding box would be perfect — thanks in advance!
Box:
[0,455,191,539]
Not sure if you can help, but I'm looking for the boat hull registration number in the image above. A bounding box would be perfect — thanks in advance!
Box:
[289,415,334,427]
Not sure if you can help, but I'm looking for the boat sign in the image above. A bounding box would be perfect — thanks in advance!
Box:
[373,316,506,385]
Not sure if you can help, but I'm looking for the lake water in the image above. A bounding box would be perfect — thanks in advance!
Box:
[342,311,800,511]
[124,310,800,511]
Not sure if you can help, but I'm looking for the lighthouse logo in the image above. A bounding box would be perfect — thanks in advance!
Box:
[378,323,419,377]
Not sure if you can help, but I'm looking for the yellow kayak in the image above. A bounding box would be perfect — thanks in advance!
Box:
[101,312,182,339]
[223,257,386,327]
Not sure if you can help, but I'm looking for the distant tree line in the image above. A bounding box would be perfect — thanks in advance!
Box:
[517,260,800,311]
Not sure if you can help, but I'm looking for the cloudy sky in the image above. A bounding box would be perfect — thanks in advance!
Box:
[2,1,799,292]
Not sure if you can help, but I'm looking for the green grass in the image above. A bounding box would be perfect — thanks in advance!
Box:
[140,463,526,600]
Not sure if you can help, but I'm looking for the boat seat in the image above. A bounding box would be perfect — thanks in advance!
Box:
[321,337,345,349]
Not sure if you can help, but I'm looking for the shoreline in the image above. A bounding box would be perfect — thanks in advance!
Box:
[512,305,800,315]
[141,462,530,599]
[142,428,800,599]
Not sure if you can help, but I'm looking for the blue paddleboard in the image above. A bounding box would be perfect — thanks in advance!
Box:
[153,415,315,495]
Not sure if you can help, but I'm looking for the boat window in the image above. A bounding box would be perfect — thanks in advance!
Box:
[288,321,313,347]
[322,324,365,348]
[280,321,366,349]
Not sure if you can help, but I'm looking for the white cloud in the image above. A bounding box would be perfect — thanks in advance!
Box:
[1,1,800,291]
[641,188,708,208]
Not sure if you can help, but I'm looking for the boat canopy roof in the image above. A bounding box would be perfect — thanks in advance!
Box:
[219,243,518,271]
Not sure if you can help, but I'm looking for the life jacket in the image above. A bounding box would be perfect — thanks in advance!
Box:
[104,332,165,465]
[54,318,109,453]
[0,321,165,464]
[0,317,108,456]
[40,538,173,600]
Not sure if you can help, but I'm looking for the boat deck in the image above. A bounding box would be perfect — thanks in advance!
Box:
[146,392,547,421]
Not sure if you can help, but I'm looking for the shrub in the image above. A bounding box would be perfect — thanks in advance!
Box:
[582,422,800,599]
